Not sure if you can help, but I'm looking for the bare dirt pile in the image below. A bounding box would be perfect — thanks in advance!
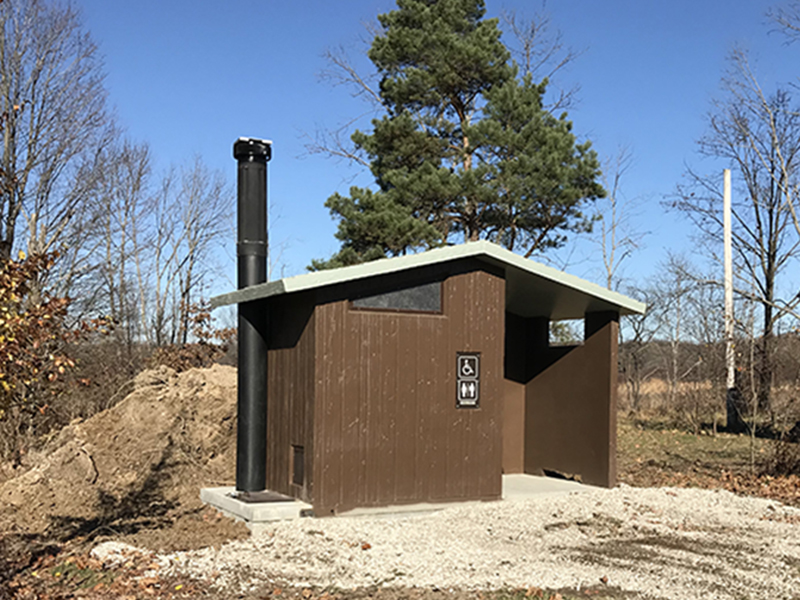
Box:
[0,364,248,552]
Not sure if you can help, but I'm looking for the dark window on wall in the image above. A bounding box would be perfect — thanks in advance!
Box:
[351,281,442,313]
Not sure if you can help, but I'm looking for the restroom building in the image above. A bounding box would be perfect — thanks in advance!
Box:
[211,240,646,515]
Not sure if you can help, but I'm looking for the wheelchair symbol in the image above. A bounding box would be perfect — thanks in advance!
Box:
[458,355,479,380]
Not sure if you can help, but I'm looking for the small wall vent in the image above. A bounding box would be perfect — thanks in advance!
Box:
[292,445,305,486]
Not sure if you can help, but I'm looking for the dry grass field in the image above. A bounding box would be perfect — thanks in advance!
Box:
[617,378,800,507]
[619,378,800,436]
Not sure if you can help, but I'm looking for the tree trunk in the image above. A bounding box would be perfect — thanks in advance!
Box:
[726,386,746,433]
[758,309,773,413]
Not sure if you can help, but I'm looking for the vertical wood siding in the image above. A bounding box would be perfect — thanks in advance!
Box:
[313,269,504,514]
[266,297,316,502]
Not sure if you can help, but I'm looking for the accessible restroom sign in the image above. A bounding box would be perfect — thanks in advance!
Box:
[456,352,480,408]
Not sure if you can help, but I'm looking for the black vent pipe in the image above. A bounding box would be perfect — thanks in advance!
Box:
[233,137,271,493]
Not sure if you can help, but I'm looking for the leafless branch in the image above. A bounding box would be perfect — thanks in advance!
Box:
[318,45,382,107]
[767,2,800,43]
[595,145,647,290]
[301,113,373,167]
[500,6,584,111]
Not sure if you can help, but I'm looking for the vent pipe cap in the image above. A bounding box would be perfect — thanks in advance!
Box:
[234,137,272,161]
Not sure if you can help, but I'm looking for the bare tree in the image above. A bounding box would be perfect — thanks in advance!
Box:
[500,4,583,112]
[619,285,659,413]
[75,140,152,351]
[672,48,800,413]
[148,168,181,346]
[0,0,110,262]
[595,146,646,290]
[649,256,697,407]
[174,157,231,344]
[767,4,800,242]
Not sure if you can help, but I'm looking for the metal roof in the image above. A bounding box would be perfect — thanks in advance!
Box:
[210,240,646,319]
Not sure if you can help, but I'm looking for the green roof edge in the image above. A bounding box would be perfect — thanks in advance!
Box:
[210,241,646,315]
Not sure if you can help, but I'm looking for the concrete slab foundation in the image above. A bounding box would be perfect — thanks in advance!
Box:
[202,475,596,532]
[502,473,595,499]
[200,487,313,534]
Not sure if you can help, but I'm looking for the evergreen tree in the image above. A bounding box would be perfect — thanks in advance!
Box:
[313,0,604,269]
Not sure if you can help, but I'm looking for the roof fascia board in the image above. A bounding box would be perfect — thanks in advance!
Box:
[484,245,645,315]
[210,241,646,315]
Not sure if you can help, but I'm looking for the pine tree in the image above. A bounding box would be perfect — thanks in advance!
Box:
[313,0,604,269]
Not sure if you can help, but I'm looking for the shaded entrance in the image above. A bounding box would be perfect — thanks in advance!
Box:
[503,311,618,487]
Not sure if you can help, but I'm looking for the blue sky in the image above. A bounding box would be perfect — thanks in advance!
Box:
[76,0,797,294]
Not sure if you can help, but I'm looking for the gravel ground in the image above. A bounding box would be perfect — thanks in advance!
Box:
[121,486,800,599]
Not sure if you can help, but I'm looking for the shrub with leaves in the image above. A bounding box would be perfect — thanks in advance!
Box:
[0,252,109,458]
[0,253,68,411]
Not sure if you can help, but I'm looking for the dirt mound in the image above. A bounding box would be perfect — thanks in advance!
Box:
[0,364,248,551]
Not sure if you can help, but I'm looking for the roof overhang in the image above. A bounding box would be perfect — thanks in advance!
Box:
[210,241,646,319]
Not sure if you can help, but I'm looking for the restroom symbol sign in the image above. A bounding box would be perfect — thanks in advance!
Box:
[457,353,480,407]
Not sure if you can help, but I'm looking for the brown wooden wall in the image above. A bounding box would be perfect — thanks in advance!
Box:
[523,314,618,487]
[502,379,525,473]
[265,295,316,502]
[311,269,505,515]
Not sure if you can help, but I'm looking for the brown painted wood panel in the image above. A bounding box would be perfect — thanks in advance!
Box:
[362,314,379,506]
[445,273,466,501]
[314,299,345,513]
[378,316,398,501]
[265,296,315,502]
[341,306,361,506]
[393,318,417,502]
[422,316,446,500]
[312,267,504,514]
[502,380,525,473]
[465,272,503,499]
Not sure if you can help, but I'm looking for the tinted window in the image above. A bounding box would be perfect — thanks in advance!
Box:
[352,281,442,313]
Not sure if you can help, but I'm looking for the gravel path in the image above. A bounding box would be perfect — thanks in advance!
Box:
[148,486,800,599]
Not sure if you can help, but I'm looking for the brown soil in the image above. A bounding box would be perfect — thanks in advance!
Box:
[0,364,249,555]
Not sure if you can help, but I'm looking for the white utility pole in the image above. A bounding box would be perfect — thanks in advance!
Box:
[723,168,739,430]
